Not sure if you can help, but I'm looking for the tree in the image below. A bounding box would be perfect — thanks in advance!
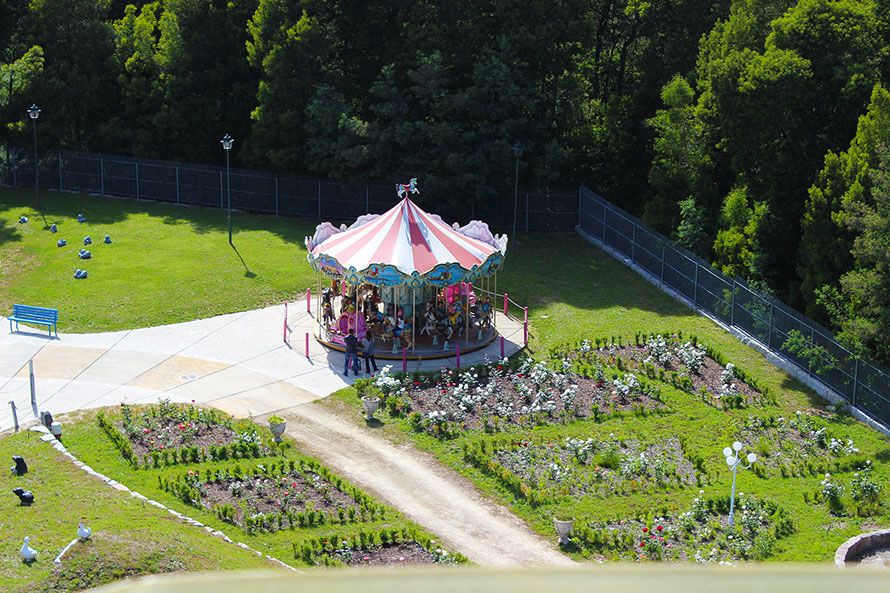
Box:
[674,196,709,255]
[817,145,890,364]
[26,0,120,149]
[798,83,890,318]
[712,185,770,279]
[0,45,44,157]
[644,75,715,234]
[246,2,339,171]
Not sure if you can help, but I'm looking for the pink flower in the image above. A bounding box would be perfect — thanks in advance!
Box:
[142,428,151,434]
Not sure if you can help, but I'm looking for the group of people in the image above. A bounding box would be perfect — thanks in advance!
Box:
[323,279,495,374]
[342,329,378,377]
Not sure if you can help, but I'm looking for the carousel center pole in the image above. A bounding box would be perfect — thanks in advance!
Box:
[412,286,416,354]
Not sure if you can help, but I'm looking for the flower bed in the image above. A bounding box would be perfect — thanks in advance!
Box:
[463,436,707,505]
[551,334,773,409]
[571,493,794,562]
[100,401,269,468]
[735,412,868,478]
[160,459,385,534]
[293,529,464,567]
[370,356,666,438]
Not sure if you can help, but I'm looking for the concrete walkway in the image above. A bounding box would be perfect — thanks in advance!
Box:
[0,304,567,567]
[0,302,524,432]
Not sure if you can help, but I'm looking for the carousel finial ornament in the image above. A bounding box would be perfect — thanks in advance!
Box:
[396,178,419,199]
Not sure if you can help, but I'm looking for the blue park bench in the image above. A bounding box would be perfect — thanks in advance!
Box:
[8,304,59,337]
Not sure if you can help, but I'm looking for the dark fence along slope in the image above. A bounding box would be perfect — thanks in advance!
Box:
[578,185,889,428]
[0,149,576,231]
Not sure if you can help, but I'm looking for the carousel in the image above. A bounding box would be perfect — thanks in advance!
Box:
[305,179,508,359]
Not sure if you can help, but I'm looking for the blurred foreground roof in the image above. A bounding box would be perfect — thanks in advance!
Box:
[92,565,887,593]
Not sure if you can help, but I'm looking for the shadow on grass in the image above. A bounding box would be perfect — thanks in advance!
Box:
[499,232,699,327]
[0,187,316,248]
[230,243,256,278]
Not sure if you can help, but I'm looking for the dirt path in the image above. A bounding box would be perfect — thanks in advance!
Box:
[276,403,574,568]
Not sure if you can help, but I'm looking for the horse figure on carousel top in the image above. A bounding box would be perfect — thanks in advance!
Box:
[396,178,420,199]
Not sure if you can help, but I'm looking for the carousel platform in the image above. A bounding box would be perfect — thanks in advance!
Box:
[313,312,524,361]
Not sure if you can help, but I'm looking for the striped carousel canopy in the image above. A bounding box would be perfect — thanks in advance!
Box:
[305,197,508,287]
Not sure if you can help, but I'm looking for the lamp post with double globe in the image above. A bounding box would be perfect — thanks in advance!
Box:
[220,134,234,244]
[723,441,757,526]
[27,104,40,212]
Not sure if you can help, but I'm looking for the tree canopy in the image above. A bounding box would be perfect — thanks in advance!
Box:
[1,0,888,364]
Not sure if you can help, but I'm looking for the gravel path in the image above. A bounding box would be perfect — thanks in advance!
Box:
[277,403,574,567]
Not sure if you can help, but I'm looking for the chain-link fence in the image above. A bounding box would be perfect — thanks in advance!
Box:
[0,149,577,231]
[578,185,890,428]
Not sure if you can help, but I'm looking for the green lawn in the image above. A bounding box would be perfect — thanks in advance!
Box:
[0,425,275,593]
[325,353,890,562]
[0,188,316,331]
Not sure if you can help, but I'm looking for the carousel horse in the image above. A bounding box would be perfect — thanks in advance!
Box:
[403,323,415,349]
[368,310,392,342]
[435,316,454,342]
[419,310,438,336]
[448,303,465,337]
[396,178,420,199]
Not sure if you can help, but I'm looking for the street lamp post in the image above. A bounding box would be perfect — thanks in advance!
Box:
[723,441,757,526]
[220,134,234,244]
[511,142,523,243]
[28,104,40,212]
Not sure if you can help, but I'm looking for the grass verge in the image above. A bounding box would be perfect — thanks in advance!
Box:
[0,426,275,593]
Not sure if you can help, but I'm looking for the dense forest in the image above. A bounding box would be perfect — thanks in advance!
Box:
[1,0,888,365]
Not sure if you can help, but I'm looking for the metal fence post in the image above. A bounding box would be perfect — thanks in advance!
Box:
[631,224,636,263]
[135,162,140,199]
[58,152,62,191]
[175,167,180,204]
[808,327,815,375]
[275,177,279,215]
[99,157,104,195]
[852,359,859,406]
[730,279,736,327]
[317,181,322,218]
[577,189,582,229]
[660,243,665,282]
[767,302,775,348]
[601,201,607,241]
[525,192,530,231]
[693,262,699,306]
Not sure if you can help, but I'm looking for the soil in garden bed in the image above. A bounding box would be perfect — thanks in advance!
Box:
[200,471,362,526]
[606,344,762,404]
[334,542,440,566]
[124,421,238,458]
[493,436,700,496]
[404,372,665,432]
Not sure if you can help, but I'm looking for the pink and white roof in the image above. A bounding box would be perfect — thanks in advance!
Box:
[306,198,507,282]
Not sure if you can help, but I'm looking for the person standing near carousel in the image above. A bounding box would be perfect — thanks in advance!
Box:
[362,332,379,375]
[343,329,360,376]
